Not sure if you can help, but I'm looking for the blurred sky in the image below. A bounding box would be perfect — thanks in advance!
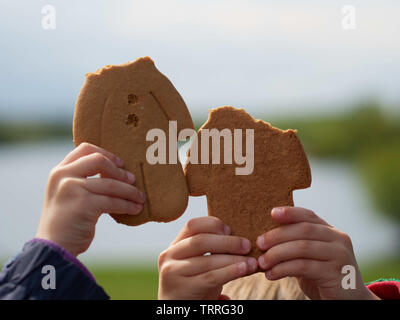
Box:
[0,0,399,121]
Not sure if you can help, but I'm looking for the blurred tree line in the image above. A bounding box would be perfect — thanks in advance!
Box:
[274,102,400,238]
[0,119,71,143]
[1,102,399,242]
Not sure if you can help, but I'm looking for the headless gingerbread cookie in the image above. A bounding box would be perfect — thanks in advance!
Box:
[184,106,311,261]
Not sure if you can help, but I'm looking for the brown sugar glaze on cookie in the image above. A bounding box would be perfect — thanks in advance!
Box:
[184,107,311,266]
[73,57,194,226]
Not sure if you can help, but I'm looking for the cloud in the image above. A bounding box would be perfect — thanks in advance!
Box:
[104,0,400,50]
[0,0,400,117]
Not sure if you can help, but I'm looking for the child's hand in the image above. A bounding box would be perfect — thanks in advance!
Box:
[36,142,146,257]
[158,216,258,300]
[256,207,379,300]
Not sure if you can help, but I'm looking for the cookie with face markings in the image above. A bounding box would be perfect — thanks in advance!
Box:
[73,57,194,225]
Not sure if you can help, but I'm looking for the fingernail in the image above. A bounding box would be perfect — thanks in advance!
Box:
[140,192,146,202]
[272,207,284,217]
[224,225,231,235]
[256,235,266,250]
[241,239,251,252]
[258,255,267,269]
[265,270,273,280]
[127,171,135,183]
[247,258,257,272]
[237,262,247,275]
[116,157,124,167]
[130,203,143,215]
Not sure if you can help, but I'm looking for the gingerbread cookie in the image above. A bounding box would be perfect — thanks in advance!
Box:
[184,106,311,261]
[73,57,194,225]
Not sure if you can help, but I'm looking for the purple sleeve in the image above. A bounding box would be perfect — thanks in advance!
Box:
[28,238,96,283]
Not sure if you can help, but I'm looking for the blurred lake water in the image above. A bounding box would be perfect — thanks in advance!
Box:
[0,140,397,267]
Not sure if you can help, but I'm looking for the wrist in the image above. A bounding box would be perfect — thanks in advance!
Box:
[35,231,78,257]
[36,221,80,257]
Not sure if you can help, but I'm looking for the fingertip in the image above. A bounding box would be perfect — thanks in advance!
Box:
[265,269,281,281]
[132,187,146,204]
[223,224,231,235]
[237,261,247,276]
[139,191,146,203]
[129,202,143,215]
[126,171,135,183]
[256,235,266,250]
[247,257,258,273]
[241,238,252,253]
[265,270,274,280]
[271,207,286,220]
[115,156,124,168]
[258,254,269,270]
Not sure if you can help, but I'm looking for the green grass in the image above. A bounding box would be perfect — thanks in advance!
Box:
[1,258,399,299]
[86,258,400,300]
[89,265,159,300]
[360,258,400,284]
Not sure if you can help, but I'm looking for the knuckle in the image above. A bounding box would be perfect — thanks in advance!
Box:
[92,152,108,166]
[307,209,317,219]
[185,218,197,233]
[158,250,169,268]
[340,232,353,247]
[300,222,314,235]
[57,178,83,199]
[298,240,311,253]
[49,166,64,182]
[79,142,93,151]
[202,271,218,287]
[159,260,174,278]
[58,177,76,192]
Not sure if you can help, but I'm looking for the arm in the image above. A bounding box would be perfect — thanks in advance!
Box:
[1,142,146,299]
[36,142,145,256]
[0,239,108,300]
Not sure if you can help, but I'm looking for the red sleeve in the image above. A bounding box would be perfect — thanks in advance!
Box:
[367,280,400,300]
